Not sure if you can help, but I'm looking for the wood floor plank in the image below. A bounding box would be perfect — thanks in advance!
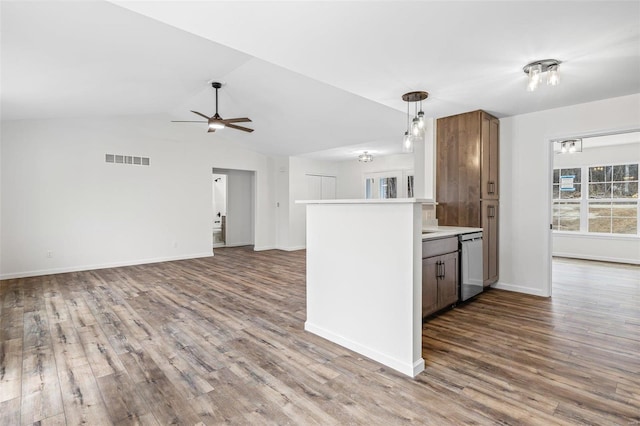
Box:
[2,250,639,424]
[56,363,111,426]
[0,337,23,403]
[20,347,64,425]
[0,396,21,425]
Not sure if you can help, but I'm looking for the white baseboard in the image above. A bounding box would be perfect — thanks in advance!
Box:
[552,252,639,265]
[279,245,306,252]
[223,242,254,248]
[0,252,213,280]
[491,281,549,297]
[254,245,305,252]
[304,322,424,378]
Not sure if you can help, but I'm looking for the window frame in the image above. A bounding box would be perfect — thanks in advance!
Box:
[552,162,639,236]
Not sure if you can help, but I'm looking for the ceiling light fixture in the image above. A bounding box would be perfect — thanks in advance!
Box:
[557,139,582,154]
[358,151,373,162]
[402,91,429,153]
[523,59,561,92]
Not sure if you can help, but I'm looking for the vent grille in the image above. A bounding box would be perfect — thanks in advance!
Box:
[106,154,150,166]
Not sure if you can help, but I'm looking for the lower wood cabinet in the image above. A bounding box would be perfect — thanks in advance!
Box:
[481,199,499,286]
[422,237,459,318]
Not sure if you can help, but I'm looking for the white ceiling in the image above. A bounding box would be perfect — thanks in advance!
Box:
[2,1,639,161]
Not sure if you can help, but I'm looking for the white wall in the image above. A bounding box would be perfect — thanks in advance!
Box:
[274,156,290,250]
[552,141,640,264]
[499,94,640,296]
[0,115,276,278]
[286,156,339,250]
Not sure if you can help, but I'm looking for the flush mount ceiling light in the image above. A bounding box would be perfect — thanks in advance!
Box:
[557,139,582,154]
[523,59,561,92]
[401,91,429,153]
[358,151,373,162]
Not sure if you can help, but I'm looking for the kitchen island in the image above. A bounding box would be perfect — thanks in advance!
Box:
[299,198,426,377]
[298,198,482,377]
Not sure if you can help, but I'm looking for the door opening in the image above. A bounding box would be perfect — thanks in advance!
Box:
[212,168,256,250]
[549,130,640,296]
[212,173,227,248]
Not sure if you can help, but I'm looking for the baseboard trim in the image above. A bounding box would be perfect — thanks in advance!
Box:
[279,245,306,252]
[491,281,549,297]
[0,252,214,280]
[552,252,639,265]
[304,322,424,378]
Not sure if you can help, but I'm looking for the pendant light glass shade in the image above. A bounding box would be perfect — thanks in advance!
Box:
[547,65,560,86]
[402,131,413,153]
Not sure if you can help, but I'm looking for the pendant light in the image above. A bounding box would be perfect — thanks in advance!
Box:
[402,91,429,153]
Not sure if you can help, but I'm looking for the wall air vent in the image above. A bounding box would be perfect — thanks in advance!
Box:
[105,154,150,166]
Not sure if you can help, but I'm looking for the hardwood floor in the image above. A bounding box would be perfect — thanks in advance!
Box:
[1,249,638,425]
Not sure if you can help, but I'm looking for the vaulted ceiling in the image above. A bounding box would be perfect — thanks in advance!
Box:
[2,1,639,160]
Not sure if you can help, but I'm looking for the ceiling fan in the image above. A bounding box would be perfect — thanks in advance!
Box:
[172,82,254,133]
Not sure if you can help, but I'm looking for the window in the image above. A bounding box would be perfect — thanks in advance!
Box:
[552,168,581,231]
[552,163,638,235]
[363,170,409,199]
[588,164,638,234]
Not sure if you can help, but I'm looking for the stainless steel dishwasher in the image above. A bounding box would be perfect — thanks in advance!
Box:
[459,232,484,301]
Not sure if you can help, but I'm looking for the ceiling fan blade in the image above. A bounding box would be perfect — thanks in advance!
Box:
[171,120,207,123]
[226,123,254,133]
[207,128,216,133]
[221,117,252,124]
[191,110,211,120]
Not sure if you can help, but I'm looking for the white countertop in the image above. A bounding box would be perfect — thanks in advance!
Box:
[421,226,483,240]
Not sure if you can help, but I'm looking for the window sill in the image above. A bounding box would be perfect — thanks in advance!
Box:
[552,231,639,240]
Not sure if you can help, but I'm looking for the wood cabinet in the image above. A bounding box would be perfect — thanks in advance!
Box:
[481,199,499,285]
[436,110,499,286]
[422,237,459,318]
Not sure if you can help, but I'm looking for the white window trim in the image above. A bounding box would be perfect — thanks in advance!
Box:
[552,163,638,236]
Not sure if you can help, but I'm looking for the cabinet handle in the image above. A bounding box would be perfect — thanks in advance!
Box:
[488,205,496,218]
[436,261,443,279]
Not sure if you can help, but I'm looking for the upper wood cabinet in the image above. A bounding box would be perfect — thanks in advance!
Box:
[481,113,500,199]
[436,110,500,286]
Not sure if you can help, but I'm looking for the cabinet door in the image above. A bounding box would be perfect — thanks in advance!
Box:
[436,112,481,227]
[422,257,439,317]
[437,252,459,308]
[481,113,500,200]
[481,200,499,286]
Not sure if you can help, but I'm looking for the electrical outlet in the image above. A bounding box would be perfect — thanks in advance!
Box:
[47,251,53,258]
[173,241,178,248]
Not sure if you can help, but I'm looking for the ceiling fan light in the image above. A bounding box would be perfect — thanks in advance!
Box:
[209,121,225,130]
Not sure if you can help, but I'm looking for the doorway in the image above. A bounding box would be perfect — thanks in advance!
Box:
[212,173,227,248]
[212,168,256,249]
[549,130,640,295]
